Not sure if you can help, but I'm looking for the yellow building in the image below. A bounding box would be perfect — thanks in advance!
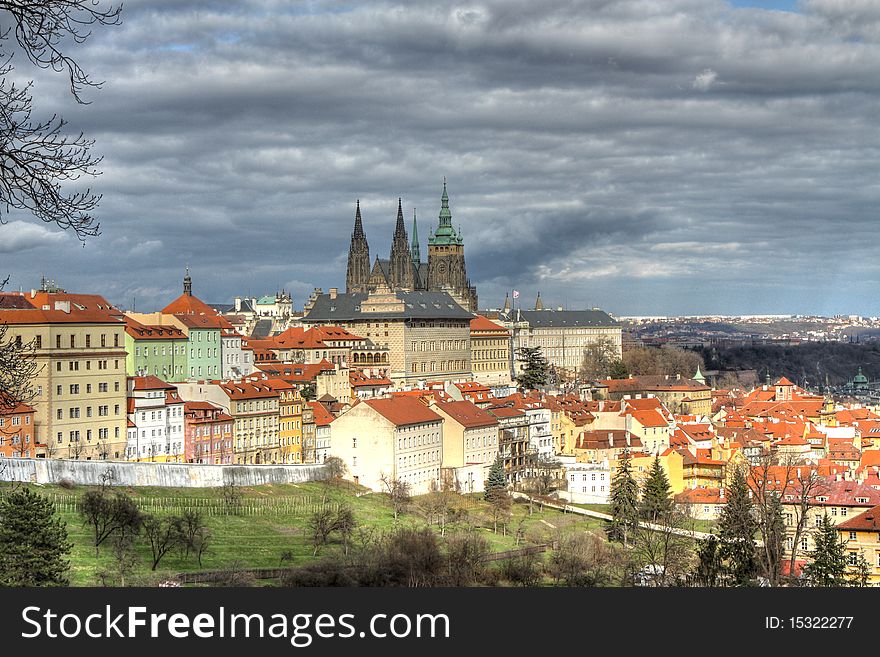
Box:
[0,289,128,460]
[469,315,512,390]
[266,379,303,464]
[631,449,685,495]
[837,504,880,586]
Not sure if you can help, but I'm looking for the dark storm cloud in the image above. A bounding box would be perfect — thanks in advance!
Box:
[3,0,880,315]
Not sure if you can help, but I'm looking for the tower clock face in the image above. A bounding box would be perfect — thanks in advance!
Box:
[437,261,448,275]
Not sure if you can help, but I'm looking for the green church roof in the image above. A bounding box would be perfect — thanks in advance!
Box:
[428,180,463,246]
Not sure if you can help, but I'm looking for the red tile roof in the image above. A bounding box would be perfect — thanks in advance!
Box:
[0,392,36,416]
[0,292,124,325]
[837,504,880,532]
[627,409,669,428]
[575,430,642,450]
[436,400,499,429]
[218,381,279,401]
[470,315,508,333]
[364,397,442,427]
[129,375,175,391]
[675,487,727,505]
[309,401,335,427]
[162,293,223,317]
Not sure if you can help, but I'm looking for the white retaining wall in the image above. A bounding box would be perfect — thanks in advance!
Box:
[0,458,328,488]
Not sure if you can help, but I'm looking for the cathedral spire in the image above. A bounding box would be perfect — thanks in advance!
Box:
[352,199,365,239]
[439,179,452,228]
[394,197,406,238]
[183,266,192,296]
[346,200,370,293]
[389,197,414,290]
[534,291,543,311]
[410,208,421,267]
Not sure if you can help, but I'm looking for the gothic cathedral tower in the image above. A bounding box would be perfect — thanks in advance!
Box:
[389,198,415,290]
[427,181,478,311]
[346,200,371,293]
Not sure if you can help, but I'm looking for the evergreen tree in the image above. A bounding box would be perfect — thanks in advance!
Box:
[804,514,849,587]
[484,458,507,500]
[639,455,673,522]
[608,360,629,379]
[850,551,871,588]
[0,488,72,586]
[694,534,723,587]
[514,346,550,392]
[718,465,757,586]
[608,450,639,547]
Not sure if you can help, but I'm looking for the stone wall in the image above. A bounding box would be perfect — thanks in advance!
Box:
[0,458,328,488]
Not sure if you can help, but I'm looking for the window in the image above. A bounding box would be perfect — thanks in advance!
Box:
[114,334,119,347]
[85,334,91,348]
[70,384,79,394]
[801,537,809,551]
[70,335,75,348]
[850,531,857,541]
[56,385,62,395]
[56,361,61,372]
[101,334,107,347]
[35,335,42,349]
[56,409,63,420]
[848,552,859,566]
[352,438,357,449]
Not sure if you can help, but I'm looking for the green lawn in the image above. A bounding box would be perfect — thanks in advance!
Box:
[4,482,611,586]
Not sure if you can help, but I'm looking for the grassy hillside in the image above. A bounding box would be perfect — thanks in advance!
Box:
[3,481,609,586]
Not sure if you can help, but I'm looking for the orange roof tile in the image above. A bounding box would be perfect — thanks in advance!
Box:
[436,400,499,429]
[364,397,442,427]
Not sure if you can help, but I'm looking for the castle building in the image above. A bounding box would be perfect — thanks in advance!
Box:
[345,181,478,312]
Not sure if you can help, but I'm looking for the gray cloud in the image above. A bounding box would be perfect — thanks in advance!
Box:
[2,0,879,315]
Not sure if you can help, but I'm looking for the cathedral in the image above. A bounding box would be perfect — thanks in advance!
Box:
[345,181,478,312]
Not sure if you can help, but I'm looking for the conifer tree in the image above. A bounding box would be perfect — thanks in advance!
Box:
[694,534,723,587]
[639,455,673,523]
[608,450,639,547]
[514,346,550,392]
[718,465,757,586]
[0,488,72,586]
[804,514,849,587]
[484,458,507,500]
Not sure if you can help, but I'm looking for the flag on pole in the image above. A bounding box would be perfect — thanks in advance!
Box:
[512,290,520,299]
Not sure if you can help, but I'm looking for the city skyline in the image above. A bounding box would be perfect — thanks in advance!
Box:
[3,0,879,317]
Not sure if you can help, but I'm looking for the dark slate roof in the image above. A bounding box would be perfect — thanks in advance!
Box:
[303,291,474,322]
[499,309,618,327]
[213,299,257,314]
[250,318,274,338]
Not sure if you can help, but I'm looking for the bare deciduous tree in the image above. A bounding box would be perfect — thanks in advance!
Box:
[379,473,411,521]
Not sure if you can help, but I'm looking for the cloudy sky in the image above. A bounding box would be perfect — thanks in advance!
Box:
[3,0,880,317]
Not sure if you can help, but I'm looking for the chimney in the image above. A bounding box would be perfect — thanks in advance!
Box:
[626,432,631,447]
[329,288,338,300]
[234,297,242,312]
[608,432,614,447]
